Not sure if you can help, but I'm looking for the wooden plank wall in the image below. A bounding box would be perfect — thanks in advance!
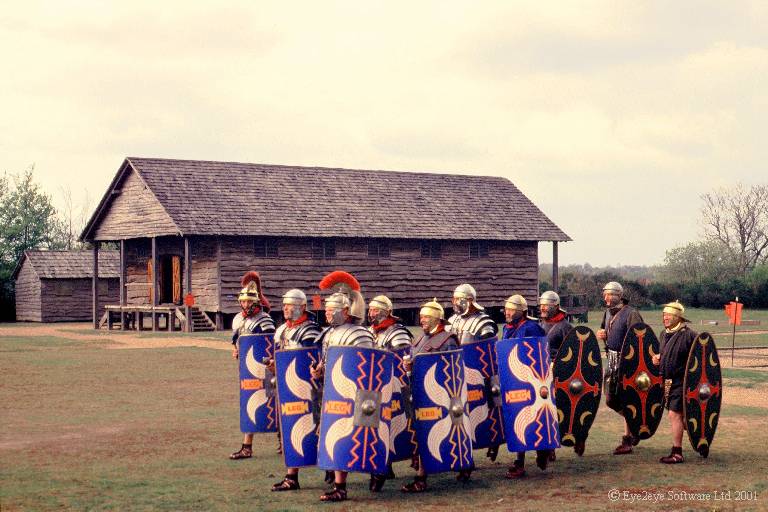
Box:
[218,236,538,315]
[93,168,178,240]
[40,278,119,322]
[14,260,42,321]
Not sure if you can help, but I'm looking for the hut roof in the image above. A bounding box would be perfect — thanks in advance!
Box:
[12,250,119,280]
[82,157,570,242]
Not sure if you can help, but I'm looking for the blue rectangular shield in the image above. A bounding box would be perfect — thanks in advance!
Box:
[496,337,560,452]
[411,349,473,474]
[462,337,505,449]
[238,334,277,433]
[390,345,417,462]
[275,346,322,468]
[317,346,393,474]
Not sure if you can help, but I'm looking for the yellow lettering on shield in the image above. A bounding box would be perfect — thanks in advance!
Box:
[390,399,401,412]
[505,389,531,404]
[324,400,352,415]
[415,407,443,420]
[241,379,263,390]
[281,401,310,415]
[467,389,485,402]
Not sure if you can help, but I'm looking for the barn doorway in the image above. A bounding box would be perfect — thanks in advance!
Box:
[159,255,182,305]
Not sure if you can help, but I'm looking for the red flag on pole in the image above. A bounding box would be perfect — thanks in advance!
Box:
[725,301,743,325]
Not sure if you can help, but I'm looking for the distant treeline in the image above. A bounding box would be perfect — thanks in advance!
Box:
[540,259,768,310]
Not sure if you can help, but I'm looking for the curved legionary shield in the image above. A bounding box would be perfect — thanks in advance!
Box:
[462,337,505,449]
[275,346,322,467]
[238,334,277,433]
[618,323,664,440]
[497,337,560,452]
[390,345,417,462]
[683,332,722,458]
[411,349,473,474]
[317,346,393,474]
[553,326,602,447]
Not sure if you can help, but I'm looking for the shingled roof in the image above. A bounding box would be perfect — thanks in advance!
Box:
[82,157,570,242]
[13,250,119,280]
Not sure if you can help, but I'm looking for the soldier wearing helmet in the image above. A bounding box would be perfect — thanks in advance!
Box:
[653,301,697,464]
[229,271,276,461]
[312,271,375,503]
[446,283,498,467]
[538,290,572,360]
[368,295,413,351]
[366,294,413,492]
[269,288,322,493]
[447,283,498,344]
[501,294,546,480]
[596,281,644,456]
[502,294,545,340]
[401,298,459,494]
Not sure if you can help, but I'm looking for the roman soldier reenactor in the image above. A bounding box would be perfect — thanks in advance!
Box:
[229,271,275,461]
[367,294,413,492]
[270,288,322,492]
[596,281,645,456]
[401,298,459,493]
[311,270,375,503]
[653,301,697,464]
[447,283,500,463]
[502,294,546,480]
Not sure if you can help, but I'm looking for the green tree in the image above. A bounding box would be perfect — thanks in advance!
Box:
[0,165,65,320]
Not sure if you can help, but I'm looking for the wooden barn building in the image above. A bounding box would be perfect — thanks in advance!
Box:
[13,250,120,322]
[80,157,570,331]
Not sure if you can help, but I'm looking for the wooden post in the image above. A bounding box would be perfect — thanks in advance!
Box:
[152,237,158,331]
[216,238,222,331]
[92,243,99,329]
[120,239,126,329]
[184,236,191,332]
[552,241,559,292]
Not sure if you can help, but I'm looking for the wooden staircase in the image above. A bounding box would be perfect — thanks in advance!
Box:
[188,306,216,332]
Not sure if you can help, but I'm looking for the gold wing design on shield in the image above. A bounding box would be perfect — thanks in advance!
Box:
[286,358,312,400]
[323,355,358,461]
[378,370,393,452]
[424,362,451,462]
[465,366,488,440]
[389,378,406,453]
[285,358,315,457]
[508,344,550,444]
[245,346,267,422]
[460,373,474,442]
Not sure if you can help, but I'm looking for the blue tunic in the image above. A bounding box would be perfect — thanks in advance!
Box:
[502,318,545,339]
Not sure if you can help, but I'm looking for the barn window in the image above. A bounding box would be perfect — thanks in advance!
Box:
[469,240,489,259]
[368,239,391,258]
[312,239,336,259]
[254,238,279,258]
[421,240,442,260]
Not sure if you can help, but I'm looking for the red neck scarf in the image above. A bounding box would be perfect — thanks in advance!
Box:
[544,311,566,324]
[242,305,261,318]
[286,313,308,328]
[372,316,396,333]
[506,316,527,329]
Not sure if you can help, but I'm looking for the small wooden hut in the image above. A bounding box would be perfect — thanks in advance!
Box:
[80,157,570,330]
[13,250,119,322]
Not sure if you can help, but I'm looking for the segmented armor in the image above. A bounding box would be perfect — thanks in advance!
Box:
[447,310,498,343]
[318,323,375,358]
[232,310,275,344]
[275,318,322,350]
[371,323,413,351]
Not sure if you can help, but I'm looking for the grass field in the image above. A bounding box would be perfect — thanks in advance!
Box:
[1,321,767,511]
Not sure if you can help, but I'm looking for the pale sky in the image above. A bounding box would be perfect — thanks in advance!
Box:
[2,1,766,266]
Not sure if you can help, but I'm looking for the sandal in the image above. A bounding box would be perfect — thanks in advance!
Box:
[320,485,347,502]
[486,445,499,462]
[660,447,684,464]
[456,468,472,482]
[505,464,526,479]
[324,471,334,485]
[401,477,428,493]
[535,450,549,471]
[271,476,300,492]
[369,474,387,492]
[229,444,252,460]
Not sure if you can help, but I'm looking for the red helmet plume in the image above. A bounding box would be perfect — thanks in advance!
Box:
[319,270,361,292]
